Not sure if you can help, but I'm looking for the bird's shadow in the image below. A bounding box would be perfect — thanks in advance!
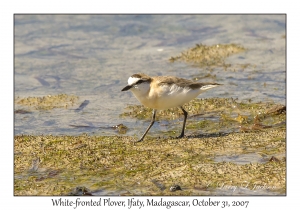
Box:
[138,132,231,143]
[181,132,230,139]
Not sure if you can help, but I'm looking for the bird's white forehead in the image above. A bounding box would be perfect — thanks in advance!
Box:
[128,76,140,86]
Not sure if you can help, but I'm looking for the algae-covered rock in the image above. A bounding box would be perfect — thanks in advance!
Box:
[14,128,285,195]
[120,98,286,134]
[15,94,79,110]
[169,43,246,67]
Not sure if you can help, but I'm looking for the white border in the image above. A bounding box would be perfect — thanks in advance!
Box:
[3,1,297,209]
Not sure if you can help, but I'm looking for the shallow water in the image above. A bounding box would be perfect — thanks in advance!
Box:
[14,14,286,137]
[214,152,285,165]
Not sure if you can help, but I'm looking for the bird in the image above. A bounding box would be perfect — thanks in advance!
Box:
[121,73,221,142]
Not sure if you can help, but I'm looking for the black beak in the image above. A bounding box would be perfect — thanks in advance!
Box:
[121,85,132,91]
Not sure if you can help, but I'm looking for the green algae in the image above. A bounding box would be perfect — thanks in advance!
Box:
[14,127,286,195]
[169,43,246,67]
[15,94,79,110]
[112,124,128,134]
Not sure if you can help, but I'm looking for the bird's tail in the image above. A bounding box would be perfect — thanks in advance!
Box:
[200,83,222,91]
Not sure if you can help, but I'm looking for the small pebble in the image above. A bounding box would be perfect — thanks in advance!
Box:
[170,185,182,192]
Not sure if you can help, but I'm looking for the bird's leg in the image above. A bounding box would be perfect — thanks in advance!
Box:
[177,106,188,138]
[136,109,157,142]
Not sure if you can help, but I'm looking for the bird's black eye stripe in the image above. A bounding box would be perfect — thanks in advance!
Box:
[135,80,144,85]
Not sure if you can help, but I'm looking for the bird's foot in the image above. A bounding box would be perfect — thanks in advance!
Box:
[135,138,144,143]
[175,134,185,139]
